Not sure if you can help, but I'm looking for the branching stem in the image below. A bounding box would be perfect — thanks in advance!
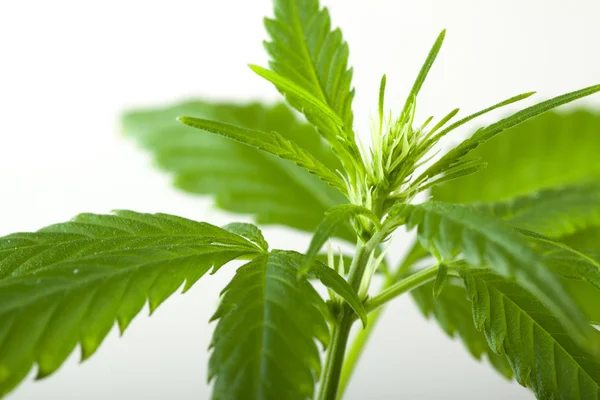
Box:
[365,265,439,313]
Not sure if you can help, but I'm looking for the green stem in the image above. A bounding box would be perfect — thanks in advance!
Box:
[318,239,377,400]
[337,304,385,398]
[365,265,439,313]
[318,310,354,400]
[338,242,434,398]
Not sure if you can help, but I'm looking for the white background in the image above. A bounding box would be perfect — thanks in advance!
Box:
[1,0,600,398]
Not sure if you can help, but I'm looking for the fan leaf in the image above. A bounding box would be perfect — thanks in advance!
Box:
[411,278,513,380]
[390,201,595,347]
[460,268,600,399]
[523,232,600,325]
[432,109,600,203]
[303,257,367,327]
[478,181,600,238]
[123,101,353,240]
[262,0,358,164]
[177,116,346,193]
[0,211,262,397]
[422,87,600,186]
[209,250,330,400]
[300,204,378,275]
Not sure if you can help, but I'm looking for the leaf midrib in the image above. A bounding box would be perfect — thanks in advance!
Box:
[289,1,329,105]
[0,250,249,314]
[482,275,600,388]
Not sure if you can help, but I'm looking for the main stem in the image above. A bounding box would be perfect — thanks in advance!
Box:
[318,243,371,400]
[318,308,354,400]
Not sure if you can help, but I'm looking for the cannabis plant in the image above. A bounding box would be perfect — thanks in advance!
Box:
[2,1,600,399]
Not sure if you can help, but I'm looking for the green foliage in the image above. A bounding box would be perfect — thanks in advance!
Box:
[460,268,600,399]
[432,263,448,298]
[395,201,595,346]
[123,101,352,240]
[209,251,330,400]
[478,182,600,238]
[432,110,600,203]
[249,65,344,130]
[6,0,600,398]
[563,227,600,253]
[421,85,600,186]
[177,115,346,192]
[0,211,262,396]
[411,278,513,379]
[301,255,367,327]
[525,233,600,325]
[263,0,355,135]
[300,204,379,275]
[223,222,270,251]
[400,30,446,116]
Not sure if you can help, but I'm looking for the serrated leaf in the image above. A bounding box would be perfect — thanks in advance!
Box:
[123,101,353,240]
[432,263,448,298]
[432,109,600,203]
[400,30,445,116]
[0,211,262,397]
[479,181,600,238]
[418,161,487,193]
[460,268,600,399]
[264,0,355,133]
[562,226,600,253]
[396,201,595,347]
[249,65,344,129]
[522,232,600,325]
[285,251,366,327]
[423,87,600,185]
[223,222,269,251]
[178,116,346,193]
[209,251,330,400]
[300,204,379,275]
[425,91,536,146]
[411,278,513,380]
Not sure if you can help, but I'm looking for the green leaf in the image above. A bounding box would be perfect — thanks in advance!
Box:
[562,226,600,253]
[249,65,344,129]
[425,91,536,146]
[411,278,513,380]
[417,160,487,193]
[223,222,269,251]
[264,0,355,132]
[290,252,366,327]
[478,181,600,238]
[460,268,600,399]
[300,204,379,275]
[0,211,262,397]
[178,116,346,193]
[432,109,600,203]
[123,101,352,240]
[400,30,445,116]
[394,201,595,346]
[523,232,600,325]
[209,251,330,400]
[432,263,448,298]
[422,87,600,185]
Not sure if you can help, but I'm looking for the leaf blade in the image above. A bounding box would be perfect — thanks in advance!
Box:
[392,201,595,348]
[209,251,330,400]
[479,181,600,238]
[460,268,600,399]
[432,109,600,203]
[123,101,353,240]
[0,211,262,397]
[178,116,346,193]
[423,87,600,184]
[264,0,355,129]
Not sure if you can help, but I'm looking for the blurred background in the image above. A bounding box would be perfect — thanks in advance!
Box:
[1,0,599,398]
